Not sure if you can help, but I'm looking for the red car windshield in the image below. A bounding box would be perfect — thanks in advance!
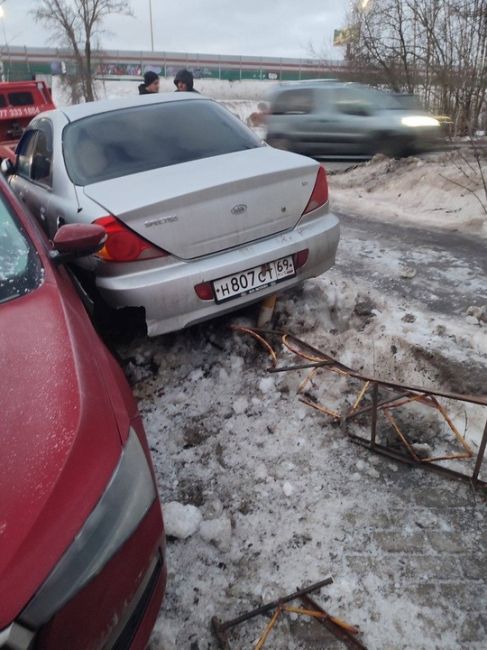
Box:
[0,195,43,304]
[63,99,262,186]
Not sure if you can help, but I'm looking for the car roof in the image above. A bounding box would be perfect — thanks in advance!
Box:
[55,91,206,122]
[268,81,367,99]
[272,81,369,92]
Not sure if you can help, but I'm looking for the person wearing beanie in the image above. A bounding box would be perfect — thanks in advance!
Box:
[173,68,199,93]
[139,70,160,95]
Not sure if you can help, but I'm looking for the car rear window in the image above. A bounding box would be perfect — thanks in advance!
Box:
[0,194,43,304]
[63,99,262,185]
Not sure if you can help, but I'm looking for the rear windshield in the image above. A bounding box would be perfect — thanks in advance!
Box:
[63,99,262,186]
[0,194,43,304]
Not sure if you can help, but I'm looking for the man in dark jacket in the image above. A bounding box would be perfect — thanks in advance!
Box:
[139,70,160,95]
[174,69,199,92]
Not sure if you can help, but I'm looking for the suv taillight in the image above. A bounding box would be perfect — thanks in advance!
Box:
[302,166,328,215]
[93,216,167,262]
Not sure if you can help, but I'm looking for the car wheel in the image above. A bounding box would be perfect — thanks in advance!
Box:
[375,134,412,158]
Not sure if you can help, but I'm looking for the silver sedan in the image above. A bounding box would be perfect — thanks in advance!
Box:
[5,92,340,336]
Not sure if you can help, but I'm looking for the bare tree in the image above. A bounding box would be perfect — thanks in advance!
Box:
[410,0,487,133]
[32,0,132,103]
[341,0,487,135]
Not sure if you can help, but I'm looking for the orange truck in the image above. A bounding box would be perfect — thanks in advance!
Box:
[0,80,55,162]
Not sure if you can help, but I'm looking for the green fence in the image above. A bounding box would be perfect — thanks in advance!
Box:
[2,53,344,83]
[1,59,52,81]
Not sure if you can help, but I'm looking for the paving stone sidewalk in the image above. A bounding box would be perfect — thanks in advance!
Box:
[289,460,487,650]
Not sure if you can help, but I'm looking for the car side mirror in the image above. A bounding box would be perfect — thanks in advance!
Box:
[49,223,107,264]
[1,158,14,176]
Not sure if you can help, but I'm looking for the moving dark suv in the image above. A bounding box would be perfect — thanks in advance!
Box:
[265,81,441,158]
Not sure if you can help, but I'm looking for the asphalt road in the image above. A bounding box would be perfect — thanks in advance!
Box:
[335,212,487,316]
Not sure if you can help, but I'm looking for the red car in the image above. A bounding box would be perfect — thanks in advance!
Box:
[0,176,166,649]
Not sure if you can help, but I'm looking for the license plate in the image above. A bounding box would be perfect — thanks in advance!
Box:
[212,256,295,304]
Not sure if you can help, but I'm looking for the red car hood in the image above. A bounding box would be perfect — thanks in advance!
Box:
[0,274,126,628]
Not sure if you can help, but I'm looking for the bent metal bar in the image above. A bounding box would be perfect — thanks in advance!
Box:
[233,326,487,489]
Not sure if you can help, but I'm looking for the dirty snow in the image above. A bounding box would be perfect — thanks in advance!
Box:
[52,77,486,648]
[120,251,486,649]
[329,152,487,239]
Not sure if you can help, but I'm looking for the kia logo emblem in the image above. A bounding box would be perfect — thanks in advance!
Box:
[231,204,247,215]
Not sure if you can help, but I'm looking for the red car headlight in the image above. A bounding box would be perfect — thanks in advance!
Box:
[18,429,156,629]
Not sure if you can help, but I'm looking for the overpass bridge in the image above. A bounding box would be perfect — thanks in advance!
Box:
[1,45,348,82]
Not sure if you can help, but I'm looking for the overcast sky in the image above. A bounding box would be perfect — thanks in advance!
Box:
[3,0,347,59]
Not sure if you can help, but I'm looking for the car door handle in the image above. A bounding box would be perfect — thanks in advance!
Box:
[39,206,47,221]
[18,190,25,201]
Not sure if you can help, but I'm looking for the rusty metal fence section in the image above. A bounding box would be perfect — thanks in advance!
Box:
[211,577,368,649]
[233,326,487,488]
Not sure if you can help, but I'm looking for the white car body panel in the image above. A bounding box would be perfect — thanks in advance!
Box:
[6,92,340,336]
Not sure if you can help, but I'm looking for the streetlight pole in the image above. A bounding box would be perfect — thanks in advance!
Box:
[0,3,8,81]
[149,0,154,52]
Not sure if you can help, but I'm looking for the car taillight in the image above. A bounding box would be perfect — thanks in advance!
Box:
[93,216,167,262]
[302,166,328,215]
[293,249,309,269]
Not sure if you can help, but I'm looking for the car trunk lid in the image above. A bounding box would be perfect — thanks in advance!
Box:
[82,147,319,260]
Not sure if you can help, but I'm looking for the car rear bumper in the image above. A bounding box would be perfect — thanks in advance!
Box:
[95,208,340,336]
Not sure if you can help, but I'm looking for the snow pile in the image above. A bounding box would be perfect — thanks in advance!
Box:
[51,76,274,104]
[163,502,202,540]
[119,269,486,649]
[328,151,487,238]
